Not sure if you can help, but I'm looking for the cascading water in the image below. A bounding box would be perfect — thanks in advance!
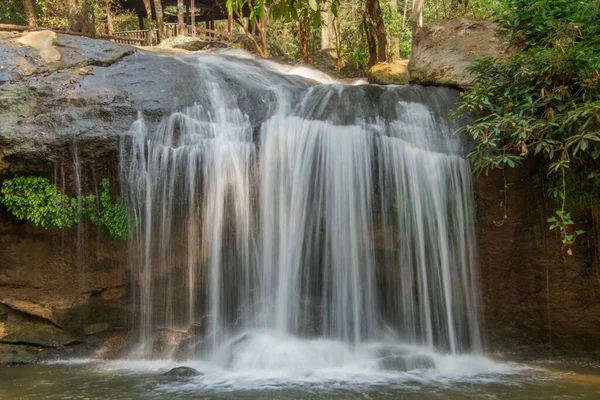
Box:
[120,51,481,372]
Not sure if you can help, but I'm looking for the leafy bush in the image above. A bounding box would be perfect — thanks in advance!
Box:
[457,0,600,249]
[97,178,129,239]
[0,176,78,229]
[0,176,129,239]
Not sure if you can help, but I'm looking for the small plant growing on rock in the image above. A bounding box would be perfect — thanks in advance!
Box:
[0,176,130,239]
[96,178,129,239]
[0,176,78,229]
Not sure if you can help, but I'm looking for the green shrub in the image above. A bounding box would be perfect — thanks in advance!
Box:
[456,0,600,248]
[97,178,129,239]
[0,176,130,239]
[0,176,78,229]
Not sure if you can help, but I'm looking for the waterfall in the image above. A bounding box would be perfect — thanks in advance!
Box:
[120,52,480,362]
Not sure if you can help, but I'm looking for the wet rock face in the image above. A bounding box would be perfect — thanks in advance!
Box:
[0,323,80,347]
[0,31,190,177]
[0,343,39,365]
[409,18,512,89]
[0,31,292,177]
[477,160,600,359]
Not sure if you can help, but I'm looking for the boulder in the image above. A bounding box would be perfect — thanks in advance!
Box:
[0,32,291,177]
[0,343,38,365]
[163,366,203,379]
[0,30,132,83]
[0,323,80,347]
[409,18,512,89]
[367,61,410,85]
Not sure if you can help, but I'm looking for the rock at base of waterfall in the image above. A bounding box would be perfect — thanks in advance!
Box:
[0,323,80,348]
[0,343,40,365]
[164,366,203,379]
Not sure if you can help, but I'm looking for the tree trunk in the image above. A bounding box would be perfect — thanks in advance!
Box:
[22,0,36,27]
[374,0,386,62]
[85,0,97,37]
[177,0,185,36]
[332,15,342,71]
[389,0,399,59]
[68,0,83,32]
[153,0,165,42]
[363,10,377,67]
[142,0,154,31]
[320,8,335,50]
[259,6,269,57]
[364,0,386,67]
[299,15,308,63]
[411,0,424,55]
[67,0,97,36]
[231,2,268,58]
[105,0,114,35]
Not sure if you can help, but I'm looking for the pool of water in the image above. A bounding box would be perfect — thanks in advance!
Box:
[2,356,599,399]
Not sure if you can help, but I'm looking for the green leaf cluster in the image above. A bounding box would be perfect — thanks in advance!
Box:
[547,210,584,244]
[0,176,78,229]
[0,176,130,239]
[456,0,600,247]
[97,178,129,239]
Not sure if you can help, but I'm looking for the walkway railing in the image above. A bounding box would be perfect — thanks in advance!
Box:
[112,29,155,46]
[113,25,231,47]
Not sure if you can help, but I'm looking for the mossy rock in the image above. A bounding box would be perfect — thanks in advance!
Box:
[367,61,410,85]
[0,324,80,348]
[0,343,38,365]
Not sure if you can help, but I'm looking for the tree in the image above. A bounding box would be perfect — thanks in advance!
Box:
[299,14,308,62]
[22,0,36,26]
[67,0,97,36]
[142,0,154,31]
[227,0,270,57]
[320,6,334,50]
[177,0,184,36]
[388,0,399,58]
[364,0,386,66]
[104,0,114,34]
[411,0,423,53]
[153,0,165,41]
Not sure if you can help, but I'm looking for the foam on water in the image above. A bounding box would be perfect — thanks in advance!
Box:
[52,333,520,393]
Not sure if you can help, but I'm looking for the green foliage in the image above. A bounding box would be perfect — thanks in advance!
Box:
[0,176,78,229]
[0,0,25,25]
[0,176,129,239]
[456,0,600,248]
[97,178,129,239]
[547,210,584,245]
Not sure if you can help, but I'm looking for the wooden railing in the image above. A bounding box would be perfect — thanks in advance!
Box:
[114,24,230,46]
[165,23,229,40]
[112,29,156,46]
